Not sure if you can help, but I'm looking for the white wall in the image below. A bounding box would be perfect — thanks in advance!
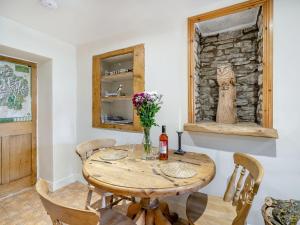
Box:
[37,60,53,182]
[77,0,300,224]
[0,16,78,190]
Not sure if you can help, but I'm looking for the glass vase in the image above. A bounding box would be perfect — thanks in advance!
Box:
[142,127,156,160]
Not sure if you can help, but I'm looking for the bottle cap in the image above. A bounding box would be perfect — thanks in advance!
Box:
[162,125,166,133]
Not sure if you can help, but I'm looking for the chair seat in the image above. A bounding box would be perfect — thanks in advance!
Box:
[186,192,237,225]
[100,208,135,225]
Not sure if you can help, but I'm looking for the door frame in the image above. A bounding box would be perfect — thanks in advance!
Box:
[0,55,37,188]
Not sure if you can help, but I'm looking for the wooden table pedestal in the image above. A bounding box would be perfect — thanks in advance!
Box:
[127,198,177,225]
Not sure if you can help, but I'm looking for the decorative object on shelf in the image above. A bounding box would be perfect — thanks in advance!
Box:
[103,84,125,97]
[101,72,133,83]
[116,84,124,96]
[102,115,133,125]
[104,91,117,97]
[132,91,163,160]
[262,197,300,225]
[216,64,237,124]
[104,68,133,76]
[174,131,186,155]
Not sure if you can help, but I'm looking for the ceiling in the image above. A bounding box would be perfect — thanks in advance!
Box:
[197,7,260,36]
[0,0,228,45]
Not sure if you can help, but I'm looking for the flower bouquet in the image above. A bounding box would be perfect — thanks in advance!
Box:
[132,91,163,159]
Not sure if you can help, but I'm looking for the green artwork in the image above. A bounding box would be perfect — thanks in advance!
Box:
[0,60,32,123]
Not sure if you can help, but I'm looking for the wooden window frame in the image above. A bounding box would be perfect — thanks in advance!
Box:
[186,0,277,138]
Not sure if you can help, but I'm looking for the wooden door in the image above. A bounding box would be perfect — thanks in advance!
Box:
[0,56,37,198]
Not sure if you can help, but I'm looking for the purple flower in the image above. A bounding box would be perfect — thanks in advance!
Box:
[132,91,163,128]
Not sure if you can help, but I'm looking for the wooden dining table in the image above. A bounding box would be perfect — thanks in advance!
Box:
[82,144,216,225]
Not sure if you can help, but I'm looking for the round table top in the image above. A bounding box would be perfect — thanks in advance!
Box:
[82,145,216,198]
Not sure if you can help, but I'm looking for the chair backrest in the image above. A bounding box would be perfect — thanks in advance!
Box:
[76,138,116,161]
[223,152,264,225]
[36,179,100,225]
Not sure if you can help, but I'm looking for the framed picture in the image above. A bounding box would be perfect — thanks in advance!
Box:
[0,60,32,123]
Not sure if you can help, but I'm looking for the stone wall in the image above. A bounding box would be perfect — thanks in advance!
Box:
[195,20,262,123]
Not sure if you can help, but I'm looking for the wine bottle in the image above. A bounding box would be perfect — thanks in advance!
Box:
[159,125,168,160]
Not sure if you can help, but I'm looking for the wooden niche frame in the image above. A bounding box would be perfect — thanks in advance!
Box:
[92,44,145,132]
[186,0,278,138]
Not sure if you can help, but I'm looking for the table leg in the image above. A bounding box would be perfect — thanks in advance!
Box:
[159,202,170,218]
[127,202,141,219]
[146,209,155,225]
[159,201,179,223]
[154,207,172,225]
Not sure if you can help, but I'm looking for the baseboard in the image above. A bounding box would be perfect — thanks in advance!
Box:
[49,174,78,191]
[44,173,86,191]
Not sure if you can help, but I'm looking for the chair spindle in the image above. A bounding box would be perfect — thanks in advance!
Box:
[223,164,239,202]
[233,167,246,206]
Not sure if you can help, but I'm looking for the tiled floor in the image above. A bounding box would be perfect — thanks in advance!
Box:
[0,182,93,225]
[0,182,188,225]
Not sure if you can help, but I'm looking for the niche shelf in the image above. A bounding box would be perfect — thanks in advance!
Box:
[101,72,133,82]
[184,122,278,138]
[92,44,144,132]
[101,96,132,102]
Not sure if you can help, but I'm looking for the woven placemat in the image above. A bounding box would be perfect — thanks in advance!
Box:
[160,162,197,179]
[99,148,127,161]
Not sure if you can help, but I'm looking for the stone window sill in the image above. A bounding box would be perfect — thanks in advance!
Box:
[184,122,278,139]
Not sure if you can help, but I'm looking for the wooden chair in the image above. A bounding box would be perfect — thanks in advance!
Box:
[186,152,264,225]
[76,138,117,161]
[36,179,135,225]
[76,138,117,209]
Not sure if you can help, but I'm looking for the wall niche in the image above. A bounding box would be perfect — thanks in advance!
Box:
[186,0,278,138]
[195,7,263,124]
